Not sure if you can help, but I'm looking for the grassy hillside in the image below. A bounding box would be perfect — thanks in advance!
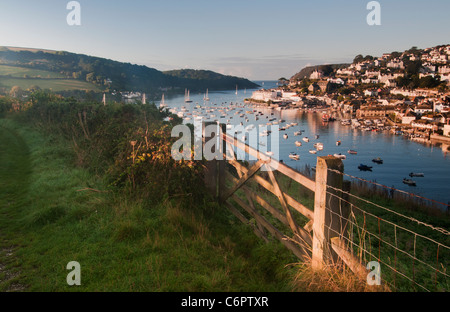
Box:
[0,96,296,292]
[0,47,258,95]
[0,64,65,78]
[0,76,100,92]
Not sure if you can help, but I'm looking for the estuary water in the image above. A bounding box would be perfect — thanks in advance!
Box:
[161,81,450,207]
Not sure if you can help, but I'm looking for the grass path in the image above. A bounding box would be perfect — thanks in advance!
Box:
[0,119,296,292]
[0,122,30,291]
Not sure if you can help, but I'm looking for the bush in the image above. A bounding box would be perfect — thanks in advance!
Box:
[21,91,206,205]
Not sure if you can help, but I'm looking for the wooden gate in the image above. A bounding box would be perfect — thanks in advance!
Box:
[202,122,365,274]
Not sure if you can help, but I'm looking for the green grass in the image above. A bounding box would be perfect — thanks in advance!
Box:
[0,118,296,292]
[0,77,100,92]
[0,65,65,79]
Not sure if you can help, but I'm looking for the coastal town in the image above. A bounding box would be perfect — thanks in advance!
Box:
[247,45,450,147]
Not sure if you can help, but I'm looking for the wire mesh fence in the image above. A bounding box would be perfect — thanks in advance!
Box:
[325,169,450,292]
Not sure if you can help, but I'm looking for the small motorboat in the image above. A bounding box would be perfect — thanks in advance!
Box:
[333,153,346,160]
[403,178,417,186]
[358,164,372,171]
[295,141,302,147]
[372,157,383,164]
[409,173,424,178]
[283,134,289,140]
[289,153,300,160]
[309,150,317,154]
[303,137,310,143]
[348,150,358,155]
[336,141,342,146]
[314,143,324,150]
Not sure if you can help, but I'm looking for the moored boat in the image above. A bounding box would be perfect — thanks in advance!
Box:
[333,153,346,160]
[358,164,372,171]
[372,157,383,164]
[348,150,358,155]
[314,142,324,150]
[403,178,417,186]
[409,172,424,178]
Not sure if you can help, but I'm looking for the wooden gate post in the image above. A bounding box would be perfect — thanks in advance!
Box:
[203,122,226,199]
[312,156,344,269]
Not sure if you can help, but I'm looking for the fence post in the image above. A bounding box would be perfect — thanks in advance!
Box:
[203,122,226,199]
[312,156,344,269]
[217,123,226,201]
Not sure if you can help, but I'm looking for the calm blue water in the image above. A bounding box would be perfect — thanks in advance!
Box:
[161,82,450,207]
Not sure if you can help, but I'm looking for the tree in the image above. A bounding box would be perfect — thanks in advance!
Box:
[353,54,364,64]
[9,86,23,98]
[319,65,334,77]
[27,85,41,93]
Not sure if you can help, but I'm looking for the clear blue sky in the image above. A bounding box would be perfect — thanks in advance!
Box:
[0,0,449,80]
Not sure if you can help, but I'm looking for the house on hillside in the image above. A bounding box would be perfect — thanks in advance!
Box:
[308,82,320,93]
[413,104,434,116]
[310,70,323,80]
[444,124,450,137]
[356,105,396,118]
[401,111,417,125]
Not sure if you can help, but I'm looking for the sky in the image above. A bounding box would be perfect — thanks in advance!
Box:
[0,0,449,80]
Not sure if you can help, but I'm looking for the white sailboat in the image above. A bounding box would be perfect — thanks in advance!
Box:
[160,94,167,108]
[204,89,210,101]
[235,85,238,95]
[185,89,192,103]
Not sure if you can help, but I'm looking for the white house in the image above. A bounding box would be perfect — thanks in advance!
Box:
[327,78,345,85]
[444,124,450,137]
[310,70,322,80]
[414,105,434,115]
[402,113,416,125]
[364,90,378,97]
[251,90,280,102]
[387,60,404,69]
[281,91,301,102]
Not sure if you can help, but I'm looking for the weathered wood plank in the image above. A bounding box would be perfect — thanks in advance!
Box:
[266,168,312,247]
[304,220,314,233]
[225,170,289,227]
[220,159,266,201]
[330,238,368,281]
[227,159,314,221]
[223,133,316,191]
[312,156,344,270]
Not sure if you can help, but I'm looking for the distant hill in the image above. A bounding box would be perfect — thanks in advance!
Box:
[164,69,259,91]
[0,47,258,95]
[290,64,350,81]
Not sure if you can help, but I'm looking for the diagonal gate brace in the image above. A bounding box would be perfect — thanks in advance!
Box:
[220,159,268,202]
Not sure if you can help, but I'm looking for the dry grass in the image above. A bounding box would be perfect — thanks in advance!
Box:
[289,252,391,292]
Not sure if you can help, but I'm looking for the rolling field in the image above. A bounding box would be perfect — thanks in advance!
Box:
[0,65,66,79]
[0,64,100,92]
[0,76,100,92]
